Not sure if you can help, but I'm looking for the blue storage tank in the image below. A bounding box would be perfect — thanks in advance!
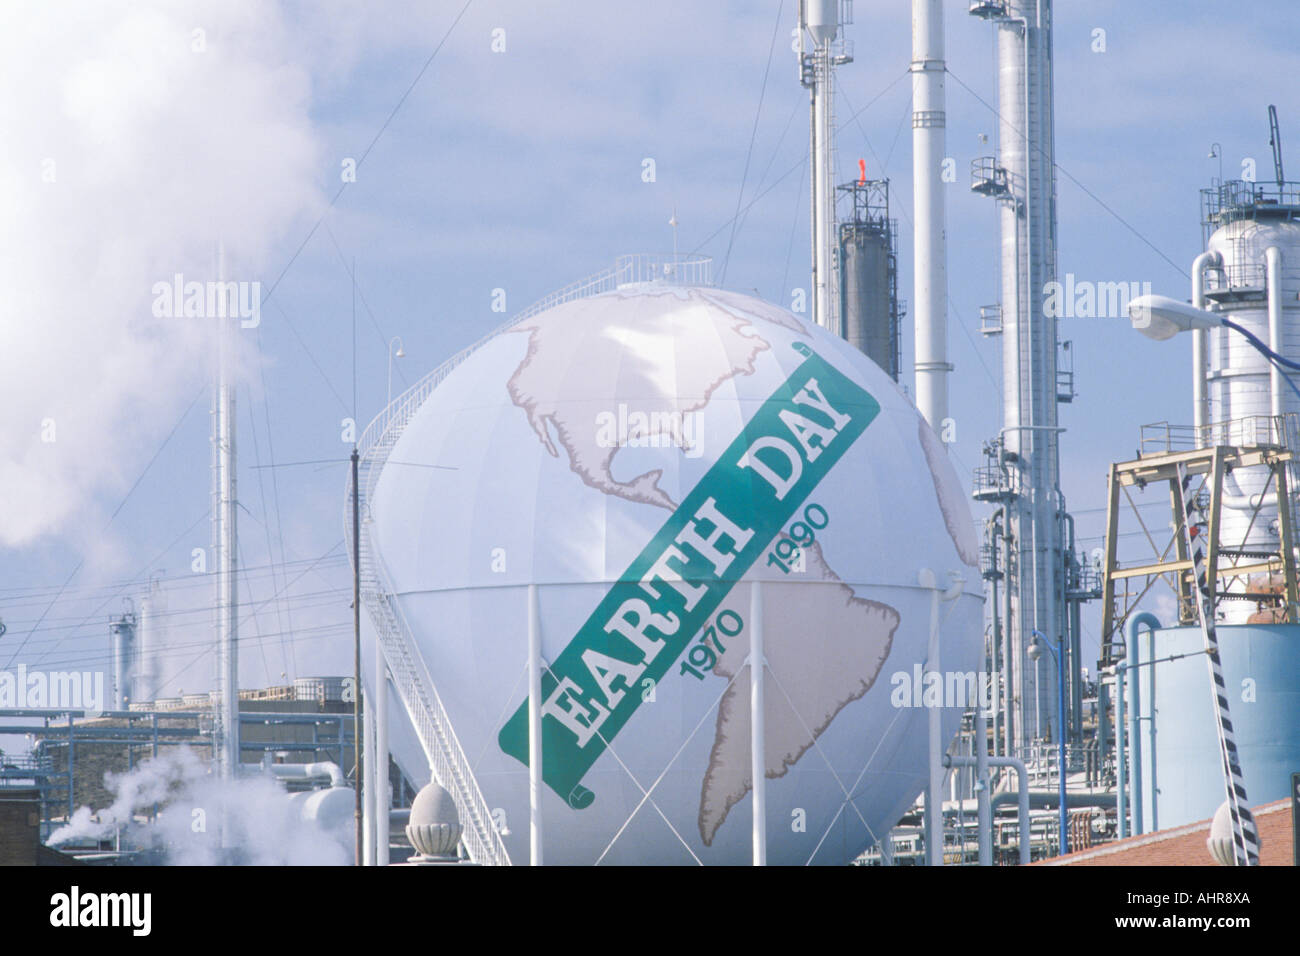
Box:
[1134,623,1300,832]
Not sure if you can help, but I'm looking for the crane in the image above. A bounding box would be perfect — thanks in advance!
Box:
[1268,104,1284,189]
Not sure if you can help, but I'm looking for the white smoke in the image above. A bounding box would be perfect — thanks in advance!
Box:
[0,1,323,548]
[49,747,353,865]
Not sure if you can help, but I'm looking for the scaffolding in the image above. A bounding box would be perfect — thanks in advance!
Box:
[1099,417,1299,664]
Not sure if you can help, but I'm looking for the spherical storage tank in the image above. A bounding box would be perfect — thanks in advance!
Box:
[366,276,983,864]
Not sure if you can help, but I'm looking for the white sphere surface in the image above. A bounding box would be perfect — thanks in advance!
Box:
[369,284,982,864]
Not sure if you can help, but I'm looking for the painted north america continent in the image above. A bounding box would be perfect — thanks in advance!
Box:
[506,287,805,510]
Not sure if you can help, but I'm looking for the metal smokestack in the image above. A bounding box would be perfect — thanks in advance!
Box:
[212,242,240,778]
[108,606,136,711]
[800,0,844,335]
[911,0,949,431]
[134,578,162,706]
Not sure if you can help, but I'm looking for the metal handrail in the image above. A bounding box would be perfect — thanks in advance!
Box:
[1202,178,1300,222]
[356,519,508,865]
[1205,263,1266,292]
[978,303,1002,335]
[972,464,1018,498]
[970,156,1010,196]
[1139,414,1298,454]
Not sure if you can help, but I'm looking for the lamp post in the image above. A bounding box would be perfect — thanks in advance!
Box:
[1129,294,1300,404]
[1029,629,1068,856]
[1129,293,1269,866]
[387,337,405,408]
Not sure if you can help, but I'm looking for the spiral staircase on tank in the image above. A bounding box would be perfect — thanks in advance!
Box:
[345,255,711,866]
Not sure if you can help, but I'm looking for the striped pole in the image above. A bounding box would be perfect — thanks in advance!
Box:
[1177,463,1259,865]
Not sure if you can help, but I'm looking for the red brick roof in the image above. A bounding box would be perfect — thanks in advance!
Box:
[1039,799,1293,866]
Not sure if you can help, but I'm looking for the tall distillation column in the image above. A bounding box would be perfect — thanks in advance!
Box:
[800,0,845,335]
[972,1,1065,751]
[212,244,240,778]
[912,0,950,430]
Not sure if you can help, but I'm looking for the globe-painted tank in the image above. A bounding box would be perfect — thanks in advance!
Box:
[362,277,983,864]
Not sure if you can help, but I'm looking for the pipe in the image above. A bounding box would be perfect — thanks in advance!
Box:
[1055,631,1067,854]
[1063,506,1082,745]
[362,689,375,864]
[1144,622,1157,834]
[911,0,949,429]
[804,10,817,329]
[941,789,1116,814]
[1221,470,1264,511]
[1002,504,1013,756]
[921,567,941,865]
[879,827,894,866]
[527,583,543,866]
[1031,628,1067,856]
[1116,653,1126,838]
[135,587,157,706]
[808,0,839,333]
[374,638,390,866]
[946,754,1031,865]
[1191,250,1223,443]
[1125,612,1161,835]
[265,761,346,789]
[920,567,963,865]
[751,581,766,866]
[350,447,362,866]
[213,240,239,781]
[1267,246,1284,419]
[975,700,991,865]
[988,508,1005,756]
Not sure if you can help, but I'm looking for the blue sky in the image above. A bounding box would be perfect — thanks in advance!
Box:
[1,0,1297,711]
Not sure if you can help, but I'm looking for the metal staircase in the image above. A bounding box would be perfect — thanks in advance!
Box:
[345,254,712,866]
[349,371,510,865]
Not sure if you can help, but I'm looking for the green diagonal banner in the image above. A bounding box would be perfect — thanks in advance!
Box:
[498,345,879,808]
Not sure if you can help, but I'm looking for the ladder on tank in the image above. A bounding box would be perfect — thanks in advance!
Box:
[349,420,511,866]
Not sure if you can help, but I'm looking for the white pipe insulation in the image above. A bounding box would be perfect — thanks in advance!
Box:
[1191,250,1223,443]
[911,0,949,431]
[1267,246,1284,419]
[264,761,347,789]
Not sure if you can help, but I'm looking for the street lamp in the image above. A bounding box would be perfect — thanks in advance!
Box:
[1128,295,1300,402]
[387,337,405,408]
[1028,629,1068,856]
[1127,294,1217,340]
[1208,142,1223,184]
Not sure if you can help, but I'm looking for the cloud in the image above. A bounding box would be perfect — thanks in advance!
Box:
[0,1,324,547]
